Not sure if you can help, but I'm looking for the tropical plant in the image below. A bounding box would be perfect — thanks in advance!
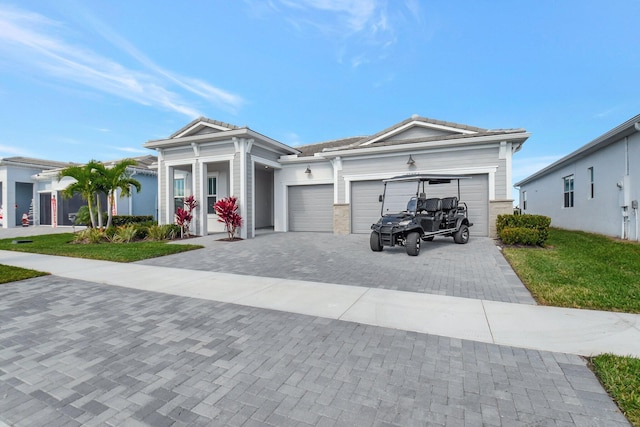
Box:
[73,228,106,244]
[214,196,242,240]
[58,160,103,228]
[175,195,199,238]
[147,224,178,241]
[112,225,138,243]
[94,159,142,229]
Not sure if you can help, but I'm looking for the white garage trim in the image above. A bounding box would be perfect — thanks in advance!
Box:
[343,166,497,204]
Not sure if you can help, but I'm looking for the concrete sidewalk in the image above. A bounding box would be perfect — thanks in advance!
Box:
[2,250,639,358]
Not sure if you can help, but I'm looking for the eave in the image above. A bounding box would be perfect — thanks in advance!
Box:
[515,114,640,187]
[144,128,299,155]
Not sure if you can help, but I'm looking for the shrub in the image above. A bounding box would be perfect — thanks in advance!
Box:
[214,196,242,240]
[499,227,540,246]
[147,224,177,241]
[111,215,154,227]
[112,225,138,243]
[175,195,198,238]
[73,228,106,244]
[496,214,551,246]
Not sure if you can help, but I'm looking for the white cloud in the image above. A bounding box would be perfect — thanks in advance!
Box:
[115,146,148,154]
[0,4,244,117]
[248,0,421,68]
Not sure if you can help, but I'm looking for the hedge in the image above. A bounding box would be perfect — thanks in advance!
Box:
[111,215,155,227]
[496,213,551,246]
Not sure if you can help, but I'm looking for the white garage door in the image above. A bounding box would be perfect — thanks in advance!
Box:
[350,174,489,236]
[351,180,385,234]
[288,184,333,232]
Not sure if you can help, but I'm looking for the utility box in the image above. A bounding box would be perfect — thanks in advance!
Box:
[619,175,632,207]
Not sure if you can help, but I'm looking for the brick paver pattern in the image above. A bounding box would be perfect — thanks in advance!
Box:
[0,277,628,426]
[140,233,535,304]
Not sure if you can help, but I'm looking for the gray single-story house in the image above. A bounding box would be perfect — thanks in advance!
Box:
[144,115,530,239]
[515,113,640,240]
[0,155,158,228]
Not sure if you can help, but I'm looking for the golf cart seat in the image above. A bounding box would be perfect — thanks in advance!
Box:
[441,197,458,226]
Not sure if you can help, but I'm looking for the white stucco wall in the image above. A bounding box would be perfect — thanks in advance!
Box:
[520,132,640,239]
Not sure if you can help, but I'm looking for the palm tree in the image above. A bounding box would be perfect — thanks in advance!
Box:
[58,160,102,228]
[95,159,142,228]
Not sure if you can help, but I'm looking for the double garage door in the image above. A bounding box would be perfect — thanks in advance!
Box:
[288,176,489,236]
[351,174,489,236]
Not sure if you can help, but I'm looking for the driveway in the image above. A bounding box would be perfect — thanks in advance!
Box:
[0,276,630,426]
[0,227,631,426]
[140,232,535,304]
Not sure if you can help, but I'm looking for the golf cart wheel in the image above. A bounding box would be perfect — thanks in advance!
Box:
[406,232,421,256]
[370,231,383,252]
[454,224,469,244]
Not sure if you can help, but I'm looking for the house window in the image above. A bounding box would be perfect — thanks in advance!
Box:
[563,175,574,208]
[174,178,185,212]
[207,176,218,214]
[522,191,527,210]
[588,167,594,199]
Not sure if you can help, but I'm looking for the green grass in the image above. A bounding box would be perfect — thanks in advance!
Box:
[591,354,640,426]
[502,228,640,313]
[0,233,202,262]
[503,227,640,425]
[0,264,48,284]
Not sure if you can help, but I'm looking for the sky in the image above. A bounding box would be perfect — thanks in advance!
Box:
[1,0,640,191]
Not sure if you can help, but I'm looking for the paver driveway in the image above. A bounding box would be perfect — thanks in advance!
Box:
[140,232,535,304]
[0,277,629,426]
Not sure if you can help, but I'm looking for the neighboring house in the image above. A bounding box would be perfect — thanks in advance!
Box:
[0,155,158,228]
[144,115,529,239]
[0,157,72,228]
[515,114,640,240]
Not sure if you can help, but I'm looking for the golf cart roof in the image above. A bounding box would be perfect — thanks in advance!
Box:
[383,174,472,184]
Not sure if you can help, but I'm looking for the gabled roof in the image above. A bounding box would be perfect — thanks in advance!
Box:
[169,117,243,139]
[146,117,299,155]
[0,157,75,169]
[515,113,640,187]
[295,115,528,157]
[358,115,486,147]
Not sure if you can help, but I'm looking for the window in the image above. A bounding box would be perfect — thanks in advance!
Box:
[174,178,185,212]
[522,191,527,210]
[563,175,574,208]
[588,167,594,199]
[207,176,218,214]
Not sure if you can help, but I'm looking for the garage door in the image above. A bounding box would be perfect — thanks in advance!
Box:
[351,180,384,234]
[350,174,489,236]
[288,184,333,232]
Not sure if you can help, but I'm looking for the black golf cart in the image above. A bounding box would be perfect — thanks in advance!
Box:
[370,174,473,256]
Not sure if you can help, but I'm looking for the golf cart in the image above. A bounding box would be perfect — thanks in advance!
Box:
[370,174,473,256]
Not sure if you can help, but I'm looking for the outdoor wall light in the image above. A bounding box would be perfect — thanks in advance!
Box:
[406,155,416,166]
[305,165,312,174]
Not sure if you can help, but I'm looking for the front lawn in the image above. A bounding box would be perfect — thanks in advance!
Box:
[502,227,640,425]
[0,233,202,262]
[502,228,640,313]
[591,354,640,426]
[0,264,48,284]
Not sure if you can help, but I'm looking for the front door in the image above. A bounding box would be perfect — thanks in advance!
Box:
[206,174,224,232]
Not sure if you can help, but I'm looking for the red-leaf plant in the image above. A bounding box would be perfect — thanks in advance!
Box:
[175,195,199,238]
[213,196,243,240]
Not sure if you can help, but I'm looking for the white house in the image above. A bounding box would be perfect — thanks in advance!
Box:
[144,115,530,239]
[515,114,640,240]
[0,155,158,228]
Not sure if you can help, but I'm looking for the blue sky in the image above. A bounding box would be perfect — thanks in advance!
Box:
[1,0,639,188]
